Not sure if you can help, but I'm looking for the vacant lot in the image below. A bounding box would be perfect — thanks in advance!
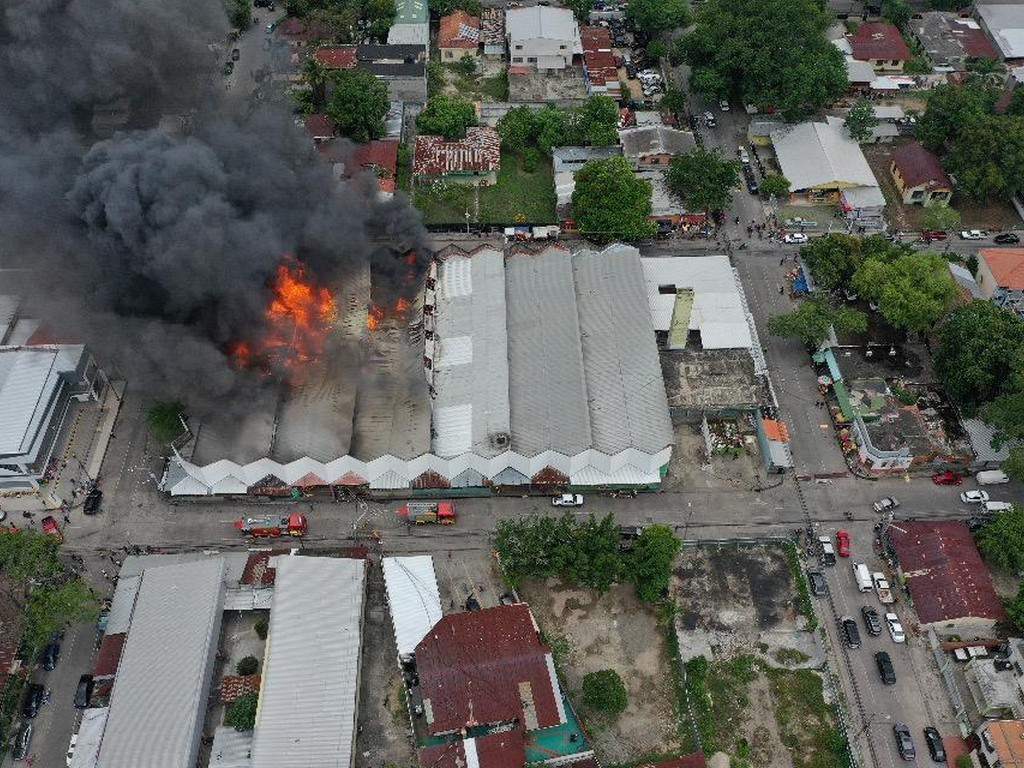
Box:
[519,579,683,764]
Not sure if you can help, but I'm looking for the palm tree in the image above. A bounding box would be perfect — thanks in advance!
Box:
[302,56,328,112]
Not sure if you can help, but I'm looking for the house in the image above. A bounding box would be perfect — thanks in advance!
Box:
[974,720,1024,766]
[887,520,1007,634]
[357,44,427,102]
[828,0,865,19]
[770,117,886,231]
[551,145,623,210]
[912,12,1000,71]
[277,18,331,48]
[388,0,429,47]
[848,22,911,71]
[619,125,696,166]
[419,731,528,768]
[439,11,480,63]
[962,417,1019,469]
[313,46,358,70]
[977,248,1024,317]
[889,141,953,206]
[481,8,506,57]
[303,114,336,143]
[976,2,1024,62]
[506,7,581,70]
[581,26,621,96]
[413,127,502,185]
[350,139,400,198]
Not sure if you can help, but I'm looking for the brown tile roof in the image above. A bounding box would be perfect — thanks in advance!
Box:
[413,127,501,178]
[984,721,1024,764]
[304,113,336,140]
[314,46,358,69]
[980,248,1024,291]
[414,603,564,734]
[241,552,282,586]
[419,729,527,768]
[94,633,126,678]
[440,11,480,50]
[581,26,618,87]
[220,674,262,703]
[888,521,1006,625]
[353,139,400,194]
[849,22,911,62]
[891,140,951,190]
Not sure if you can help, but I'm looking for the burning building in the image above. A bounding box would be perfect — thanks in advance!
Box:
[162,243,673,496]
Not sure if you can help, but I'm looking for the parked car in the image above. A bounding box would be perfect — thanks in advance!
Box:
[83,486,102,515]
[875,650,896,684]
[737,145,750,164]
[74,674,94,709]
[836,529,851,558]
[886,612,906,643]
[808,571,828,596]
[783,233,809,244]
[959,229,986,240]
[818,535,837,566]
[839,616,861,648]
[931,471,962,486]
[21,683,44,719]
[703,111,716,128]
[923,726,946,762]
[223,60,234,76]
[894,722,916,760]
[746,179,759,195]
[961,489,990,504]
[551,494,584,507]
[967,516,991,532]
[42,636,61,671]
[872,496,899,513]
[985,501,1013,513]
[12,723,32,761]
[994,232,1020,244]
[861,605,882,635]
[719,99,730,111]
[231,48,240,61]
[921,229,947,242]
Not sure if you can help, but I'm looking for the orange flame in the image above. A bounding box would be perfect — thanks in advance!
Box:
[394,297,411,315]
[367,304,385,331]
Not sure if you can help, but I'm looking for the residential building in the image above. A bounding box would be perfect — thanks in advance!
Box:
[313,45,358,70]
[381,556,442,663]
[349,139,400,198]
[977,248,1024,317]
[357,44,427,102]
[388,0,429,47]
[962,417,1018,469]
[618,125,695,166]
[965,650,1024,720]
[975,719,1024,767]
[413,127,502,185]
[506,6,581,70]
[303,113,335,143]
[439,10,480,63]
[890,141,953,206]
[828,0,865,19]
[551,145,622,210]
[848,22,911,71]
[887,521,1007,633]
[636,168,680,224]
[419,730,528,768]
[581,26,621,96]
[912,12,1000,71]
[977,2,1024,61]
[770,117,886,231]
[481,8,506,57]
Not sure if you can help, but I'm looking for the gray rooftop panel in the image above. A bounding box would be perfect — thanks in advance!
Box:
[97,559,225,768]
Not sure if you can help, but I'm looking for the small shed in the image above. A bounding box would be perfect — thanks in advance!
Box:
[382,555,443,662]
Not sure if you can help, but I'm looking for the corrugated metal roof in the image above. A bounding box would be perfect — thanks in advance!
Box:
[105,576,140,635]
[506,6,578,42]
[251,556,366,768]
[771,117,879,191]
[97,559,225,768]
[962,418,1012,463]
[382,556,443,657]
[70,707,108,768]
[210,727,253,768]
[0,348,62,455]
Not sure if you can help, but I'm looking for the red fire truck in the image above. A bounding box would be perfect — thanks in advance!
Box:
[234,513,308,538]
[396,501,456,525]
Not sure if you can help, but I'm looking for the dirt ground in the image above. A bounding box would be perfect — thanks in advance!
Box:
[662,422,764,493]
[519,579,682,764]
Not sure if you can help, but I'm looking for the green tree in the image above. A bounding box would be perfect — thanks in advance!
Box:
[646,40,667,60]
[626,525,681,603]
[798,234,862,292]
[946,114,1024,202]
[326,69,389,142]
[759,174,790,200]
[934,301,1024,411]
[581,669,628,715]
[225,693,259,731]
[363,0,397,40]
[665,147,740,213]
[416,95,477,140]
[534,106,570,154]
[626,0,689,36]
[580,95,620,146]
[1004,445,1024,483]
[236,656,260,675]
[981,392,1024,448]
[845,99,879,143]
[881,0,912,29]
[0,531,62,595]
[572,156,657,242]
[660,86,687,117]
[23,580,99,657]
[916,82,998,152]
[680,0,847,121]
[497,106,538,154]
[146,401,186,444]
[767,299,868,349]
[302,57,329,113]
[852,251,957,333]
[254,618,269,640]
[566,0,595,22]
[454,54,477,77]
[921,205,961,232]
[228,0,251,29]
[977,506,1024,572]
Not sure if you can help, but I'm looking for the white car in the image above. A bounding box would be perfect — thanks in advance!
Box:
[783,233,809,244]
[960,229,986,240]
[551,493,584,507]
[984,501,1014,513]
[719,99,730,111]
[67,733,77,767]
[961,489,990,504]
[737,145,750,164]
[885,612,906,643]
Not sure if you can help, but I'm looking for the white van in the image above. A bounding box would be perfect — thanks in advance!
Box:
[853,562,872,592]
[984,501,1014,513]
[977,470,1010,485]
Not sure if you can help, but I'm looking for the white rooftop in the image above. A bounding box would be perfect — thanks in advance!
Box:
[0,345,85,457]
[771,116,880,191]
[977,2,1024,58]
[506,6,578,42]
[382,556,443,657]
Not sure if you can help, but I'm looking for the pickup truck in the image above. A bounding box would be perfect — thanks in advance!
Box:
[872,571,894,604]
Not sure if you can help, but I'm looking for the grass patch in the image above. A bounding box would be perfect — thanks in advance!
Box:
[412,182,475,226]
[478,152,557,225]
[684,655,758,755]
[666,613,699,754]
[786,543,818,631]
[766,667,850,768]
[773,647,811,666]
[481,70,509,100]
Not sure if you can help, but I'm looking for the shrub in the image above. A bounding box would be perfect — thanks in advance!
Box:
[254,618,268,640]
[582,669,628,715]
[521,147,542,173]
[236,656,259,676]
[225,692,258,731]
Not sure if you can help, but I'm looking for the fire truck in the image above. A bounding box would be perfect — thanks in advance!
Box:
[234,513,308,538]
[396,501,456,525]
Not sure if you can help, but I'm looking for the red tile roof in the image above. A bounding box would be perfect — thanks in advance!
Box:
[439,11,480,50]
[962,28,1000,59]
[980,249,1024,291]
[314,46,358,69]
[419,729,526,768]
[414,603,565,734]
[413,127,501,178]
[220,674,262,703]
[581,26,619,87]
[849,22,911,62]
[304,113,336,140]
[94,633,126,678]
[241,552,280,586]
[353,139,400,194]
[888,521,1007,625]
[891,141,951,191]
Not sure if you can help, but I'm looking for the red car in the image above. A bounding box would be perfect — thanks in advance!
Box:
[921,230,948,242]
[41,516,63,542]
[836,529,851,558]
[932,471,963,486]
